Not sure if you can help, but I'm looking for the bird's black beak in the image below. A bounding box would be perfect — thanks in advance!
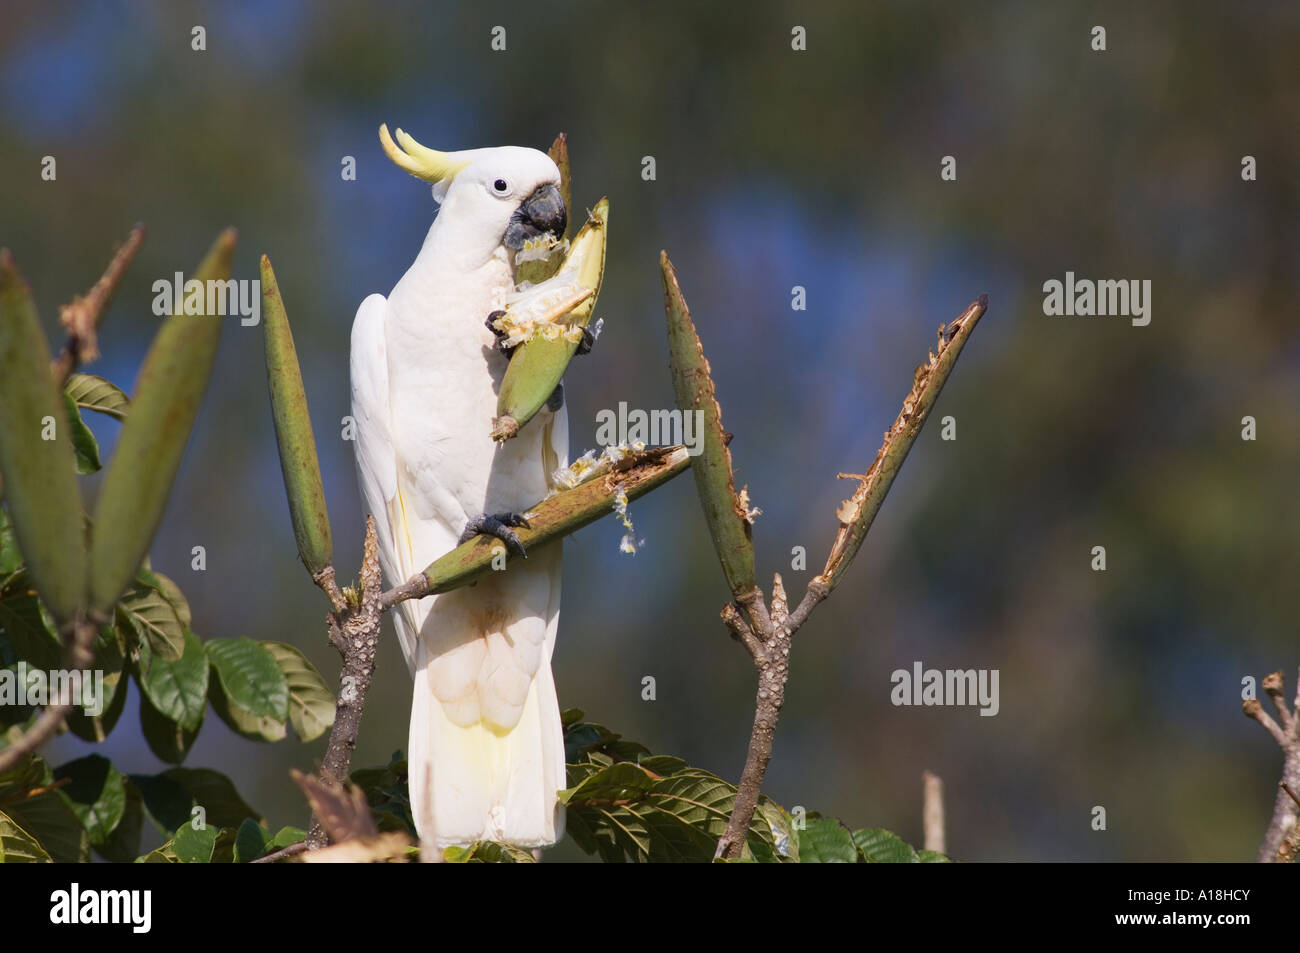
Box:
[504,183,566,250]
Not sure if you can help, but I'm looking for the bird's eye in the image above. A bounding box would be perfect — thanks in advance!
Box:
[492,178,510,194]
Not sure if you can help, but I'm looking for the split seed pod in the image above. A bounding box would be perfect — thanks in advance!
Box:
[491,199,608,441]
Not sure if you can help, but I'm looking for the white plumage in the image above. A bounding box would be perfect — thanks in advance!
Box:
[350,135,570,848]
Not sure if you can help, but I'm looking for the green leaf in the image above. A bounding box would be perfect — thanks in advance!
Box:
[205,637,288,720]
[88,229,237,613]
[563,805,623,862]
[561,753,793,863]
[206,637,288,741]
[0,508,22,576]
[131,768,262,840]
[0,589,59,722]
[210,825,238,863]
[62,392,101,474]
[209,687,284,741]
[2,785,89,863]
[660,252,756,598]
[352,756,415,837]
[270,825,307,848]
[172,821,218,862]
[160,766,263,829]
[260,256,333,574]
[118,579,186,662]
[64,372,129,421]
[0,582,62,672]
[916,849,952,863]
[95,779,144,862]
[559,761,657,805]
[563,723,606,763]
[633,754,689,775]
[0,251,86,625]
[562,712,651,765]
[851,827,922,863]
[233,818,270,863]
[0,674,29,730]
[139,688,202,764]
[420,445,690,595]
[135,843,180,863]
[53,753,127,846]
[137,628,208,730]
[260,640,334,742]
[0,809,50,861]
[639,770,765,862]
[754,798,800,863]
[442,840,535,863]
[130,772,194,832]
[135,568,191,628]
[797,817,860,863]
[0,750,45,792]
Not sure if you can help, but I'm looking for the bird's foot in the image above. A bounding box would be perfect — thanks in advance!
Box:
[459,512,531,558]
[546,382,564,412]
[575,322,599,356]
[485,310,516,357]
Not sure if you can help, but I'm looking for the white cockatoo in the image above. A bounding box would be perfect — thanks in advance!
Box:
[350,125,573,849]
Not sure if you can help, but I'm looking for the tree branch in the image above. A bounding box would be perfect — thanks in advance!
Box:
[712,296,988,860]
[306,515,383,849]
[922,770,945,854]
[1263,670,1293,733]
[379,445,690,611]
[1244,697,1288,747]
[1243,669,1300,862]
[51,224,145,387]
[0,616,101,774]
[249,840,310,864]
[713,580,790,859]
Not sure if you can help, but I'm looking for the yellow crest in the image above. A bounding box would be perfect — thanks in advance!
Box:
[378,124,471,183]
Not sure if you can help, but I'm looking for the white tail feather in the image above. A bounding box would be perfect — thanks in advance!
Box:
[402,607,565,848]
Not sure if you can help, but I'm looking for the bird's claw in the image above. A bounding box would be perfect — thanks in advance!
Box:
[485,310,516,357]
[459,512,531,558]
[575,325,596,356]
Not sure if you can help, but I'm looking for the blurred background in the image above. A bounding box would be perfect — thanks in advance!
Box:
[3,0,1299,861]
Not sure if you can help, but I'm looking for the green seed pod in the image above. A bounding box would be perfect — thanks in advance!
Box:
[491,199,608,442]
[0,251,87,626]
[88,230,236,614]
[661,252,756,599]
[260,255,332,575]
[514,133,571,288]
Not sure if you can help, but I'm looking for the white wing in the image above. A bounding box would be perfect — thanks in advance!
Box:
[350,295,395,505]
[349,293,418,670]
